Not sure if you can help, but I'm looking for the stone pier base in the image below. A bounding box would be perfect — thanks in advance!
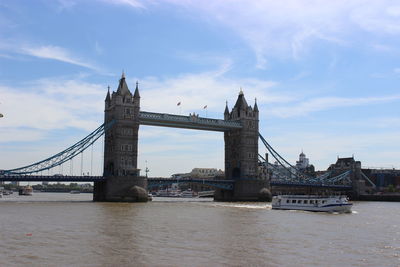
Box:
[214,179,268,201]
[93,176,148,202]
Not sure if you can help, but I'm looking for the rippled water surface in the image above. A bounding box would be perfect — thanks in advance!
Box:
[0,193,399,267]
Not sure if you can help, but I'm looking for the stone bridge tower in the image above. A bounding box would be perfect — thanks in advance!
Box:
[94,73,147,202]
[103,73,140,177]
[224,89,259,180]
[215,90,267,201]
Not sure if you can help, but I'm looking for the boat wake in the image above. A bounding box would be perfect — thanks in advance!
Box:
[212,203,270,210]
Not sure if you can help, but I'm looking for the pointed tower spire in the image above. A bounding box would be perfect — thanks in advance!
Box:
[224,100,229,114]
[116,71,130,96]
[105,85,111,102]
[233,87,248,110]
[254,97,259,112]
[134,80,140,98]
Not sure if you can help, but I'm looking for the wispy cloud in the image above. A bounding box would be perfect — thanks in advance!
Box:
[0,79,105,136]
[371,43,394,52]
[100,0,145,9]
[56,0,77,11]
[270,95,400,118]
[105,0,400,68]
[21,45,99,70]
[133,69,280,115]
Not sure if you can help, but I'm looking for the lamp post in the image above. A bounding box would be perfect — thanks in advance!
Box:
[145,160,149,178]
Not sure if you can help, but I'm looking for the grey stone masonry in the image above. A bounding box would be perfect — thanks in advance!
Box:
[94,74,147,202]
[224,90,259,180]
[103,74,140,177]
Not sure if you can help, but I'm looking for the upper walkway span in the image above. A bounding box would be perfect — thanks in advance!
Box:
[139,111,242,132]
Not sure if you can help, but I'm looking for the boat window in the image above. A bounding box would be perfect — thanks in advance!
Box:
[304,200,308,204]
[297,200,302,204]
[322,200,326,204]
[310,200,314,204]
[286,200,290,203]
[292,200,296,203]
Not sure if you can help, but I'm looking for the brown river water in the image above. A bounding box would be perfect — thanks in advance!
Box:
[0,193,399,267]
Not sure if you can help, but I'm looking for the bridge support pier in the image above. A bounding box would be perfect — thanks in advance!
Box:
[214,179,268,201]
[93,176,148,202]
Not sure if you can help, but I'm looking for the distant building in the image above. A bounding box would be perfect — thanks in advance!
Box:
[170,168,224,192]
[190,168,224,179]
[328,156,360,171]
[296,151,315,176]
[296,151,309,169]
[171,168,224,179]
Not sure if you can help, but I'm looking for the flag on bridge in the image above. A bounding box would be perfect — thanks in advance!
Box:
[177,102,181,106]
[203,105,207,109]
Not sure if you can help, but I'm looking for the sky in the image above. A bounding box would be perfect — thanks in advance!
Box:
[0,0,399,177]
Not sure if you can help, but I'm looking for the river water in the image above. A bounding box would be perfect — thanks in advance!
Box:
[0,193,399,267]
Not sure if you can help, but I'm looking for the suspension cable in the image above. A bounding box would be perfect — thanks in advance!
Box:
[5,120,115,175]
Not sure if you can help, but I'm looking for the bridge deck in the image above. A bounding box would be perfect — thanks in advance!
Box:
[148,178,235,190]
[139,111,242,132]
[270,181,352,189]
[0,175,106,182]
[0,175,352,190]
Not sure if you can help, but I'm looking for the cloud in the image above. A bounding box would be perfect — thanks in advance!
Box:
[270,95,400,118]
[0,128,45,143]
[0,79,105,136]
[100,0,145,9]
[102,0,400,68]
[0,64,280,143]
[57,0,77,11]
[20,45,99,70]
[134,70,280,115]
[371,43,394,52]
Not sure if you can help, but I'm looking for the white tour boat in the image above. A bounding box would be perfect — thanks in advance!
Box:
[180,189,196,198]
[271,195,352,213]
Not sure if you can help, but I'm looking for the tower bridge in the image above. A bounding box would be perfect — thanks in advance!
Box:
[0,73,362,201]
[96,74,264,201]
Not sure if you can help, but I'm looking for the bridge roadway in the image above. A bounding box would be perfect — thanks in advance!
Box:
[147,178,235,190]
[270,181,352,190]
[139,111,242,132]
[0,175,106,182]
[0,175,236,190]
[0,175,353,190]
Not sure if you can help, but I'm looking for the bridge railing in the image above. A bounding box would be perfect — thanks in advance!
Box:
[147,177,234,190]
